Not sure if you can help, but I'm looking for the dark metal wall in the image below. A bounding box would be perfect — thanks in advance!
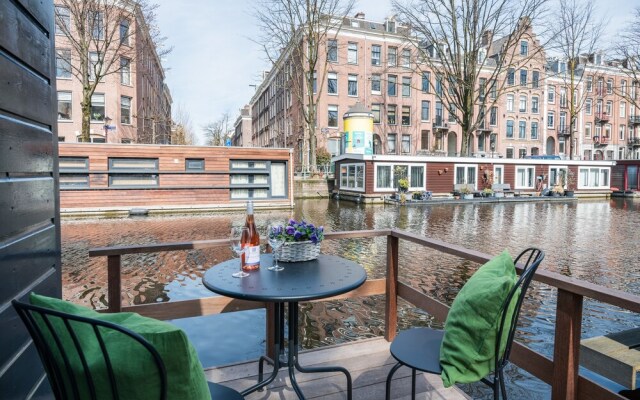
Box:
[0,0,61,398]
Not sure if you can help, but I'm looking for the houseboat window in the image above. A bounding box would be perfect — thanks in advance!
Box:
[410,166,424,188]
[231,175,268,184]
[108,158,159,188]
[375,163,424,190]
[515,166,535,189]
[59,174,89,189]
[109,158,158,171]
[186,158,205,171]
[59,157,90,189]
[340,163,365,191]
[377,165,392,188]
[230,161,268,170]
[229,160,282,199]
[578,167,610,189]
[109,174,158,187]
[270,162,287,197]
[59,157,89,171]
[549,166,569,187]
[493,165,504,184]
[454,164,477,187]
[230,189,269,199]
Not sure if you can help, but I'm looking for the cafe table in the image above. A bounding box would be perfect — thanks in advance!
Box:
[202,253,367,400]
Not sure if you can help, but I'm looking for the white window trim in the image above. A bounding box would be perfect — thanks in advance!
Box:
[373,162,425,192]
[515,165,535,189]
[548,166,569,188]
[453,163,478,190]
[340,162,365,192]
[493,165,504,185]
[577,167,611,189]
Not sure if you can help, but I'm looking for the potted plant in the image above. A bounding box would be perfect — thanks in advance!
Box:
[398,178,409,193]
[482,188,494,198]
[562,169,577,197]
[460,185,474,200]
[273,219,324,262]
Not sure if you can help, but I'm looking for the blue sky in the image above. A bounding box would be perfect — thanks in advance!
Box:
[155,0,632,145]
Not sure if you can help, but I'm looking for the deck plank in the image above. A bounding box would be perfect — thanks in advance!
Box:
[205,338,468,400]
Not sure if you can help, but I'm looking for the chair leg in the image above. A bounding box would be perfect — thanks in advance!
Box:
[411,368,416,400]
[499,369,508,400]
[385,362,403,400]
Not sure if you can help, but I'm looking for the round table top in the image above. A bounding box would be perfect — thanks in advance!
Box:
[203,254,367,302]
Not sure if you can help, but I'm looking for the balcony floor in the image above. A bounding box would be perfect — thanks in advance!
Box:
[205,337,469,399]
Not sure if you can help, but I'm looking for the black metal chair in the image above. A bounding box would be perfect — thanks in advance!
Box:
[12,300,243,400]
[385,248,544,400]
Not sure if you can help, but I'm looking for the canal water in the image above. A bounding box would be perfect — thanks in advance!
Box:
[61,198,640,399]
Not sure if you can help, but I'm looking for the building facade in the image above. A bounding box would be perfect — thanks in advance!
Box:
[54,0,171,144]
[247,12,639,165]
[232,105,253,147]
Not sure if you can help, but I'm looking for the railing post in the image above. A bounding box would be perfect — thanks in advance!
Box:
[552,289,583,400]
[107,255,122,313]
[265,303,276,359]
[385,234,399,342]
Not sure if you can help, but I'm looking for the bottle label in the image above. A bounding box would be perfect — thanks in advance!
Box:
[245,245,260,266]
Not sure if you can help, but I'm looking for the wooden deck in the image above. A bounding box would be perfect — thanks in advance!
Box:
[205,337,469,400]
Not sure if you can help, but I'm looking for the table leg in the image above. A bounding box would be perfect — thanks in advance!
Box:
[241,302,285,396]
[288,302,353,400]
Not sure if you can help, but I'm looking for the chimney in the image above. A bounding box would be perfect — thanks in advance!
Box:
[354,12,365,19]
[481,30,493,47]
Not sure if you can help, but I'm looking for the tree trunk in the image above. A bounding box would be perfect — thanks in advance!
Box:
[80,92,92,142]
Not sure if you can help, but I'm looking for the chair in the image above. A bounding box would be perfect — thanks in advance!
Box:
[12,300,243,400]
[385,248,544,400]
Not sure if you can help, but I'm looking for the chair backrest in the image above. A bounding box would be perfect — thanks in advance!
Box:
[12,300,167,400]
[494,248,544,372]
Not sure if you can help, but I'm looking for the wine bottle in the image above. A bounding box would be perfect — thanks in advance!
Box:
[241,200,260,271]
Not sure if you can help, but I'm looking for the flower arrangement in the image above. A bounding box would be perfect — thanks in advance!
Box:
[398,178,409,191]
[271,219,324,244]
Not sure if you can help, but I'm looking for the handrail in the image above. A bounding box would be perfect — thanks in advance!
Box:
[89,228,639,400]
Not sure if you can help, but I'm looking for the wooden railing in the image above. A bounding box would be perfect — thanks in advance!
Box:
[89,229,640,400]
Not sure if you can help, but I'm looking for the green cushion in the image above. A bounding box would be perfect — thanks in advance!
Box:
[30,293,211,400]
[439,250,518,387]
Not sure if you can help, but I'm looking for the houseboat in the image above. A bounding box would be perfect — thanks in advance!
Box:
[611,160,640,197]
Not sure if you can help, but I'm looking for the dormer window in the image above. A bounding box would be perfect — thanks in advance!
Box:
[520,41,528,56]
[386,20,396,33]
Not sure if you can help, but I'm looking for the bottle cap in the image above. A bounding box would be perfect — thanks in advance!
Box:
[247,200,254,214]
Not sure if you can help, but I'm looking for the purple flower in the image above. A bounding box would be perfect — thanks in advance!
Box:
[310,234,318,244]
[294,231,302,240]
[288,218,296,225]
[286,226,295,235]
[308,223,315,230]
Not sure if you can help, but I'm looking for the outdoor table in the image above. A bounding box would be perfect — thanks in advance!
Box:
[202,253,367,400]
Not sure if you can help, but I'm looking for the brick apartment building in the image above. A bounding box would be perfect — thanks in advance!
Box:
[245,12,640,166]
[54,0,171,144]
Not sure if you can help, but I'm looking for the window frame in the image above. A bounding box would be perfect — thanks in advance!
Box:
[57,91,72,121]
[373,162,425,192]
[454,164,478,189]
[578,167,610,189]
[339,163,366,192]
[515,166,536,189]
[120,96,132,125]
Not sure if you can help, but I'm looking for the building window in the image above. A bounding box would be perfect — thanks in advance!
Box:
[91,93,105,122]
[532,96,539,113]
[388,47,397,66]
[515,166,535,188]
[506,148,514,158]
[606,101,613,117]
[388,105,397,125]
[585,98,592,115]
[519,95,527,112]
[520,69,527,86]
[489,81,497,99]
[57,91,72,121]
[402,106,411,126]
[548,86,555,103]
[120,19,130,45]
[578,167,610,189]
[559,112,566,131]
[532,71,539,88]
[402,49,411,68]
[422,72,430,93]
[421,130,430,150]
[620,125,626,140]
[400,76,411,97]
[479,78,486,100]
[621,102,626,117]
[435,75,443,95]
[108,158,159,187]
[347,42,358,64]
[506,120,514,138]
[185,159,205,171]
[120,57,131,85]
[58,136,66,142]
[607,79,613,94]
[348,74,358,96]
[120,96,131,124]
[401,134,411,153]
[585,123,592,138]
[387,133,397,154]
[507,68,515,85]
[586,76,593,92]
[340,164,365,191]
[559,88,567,108]
[387,75,397,96]
[327,39,337,62]
[55,6,70,35]
[372,104,381,124]
[547,112,554,128]
[507,95,514,112]
[327,73,337,94]
[371,45,381,66]
[89,51,100,81]
[490,107,497,126]
[531,122,539,140]
[448,104,456,123]
[519,148,527,159]
[371,74,381,94]
[312,71,317,93]
[519,121,526,139]
[328,105,338,128]
[89,11,104,40]
[56,49,72,78]
[421,100,430,121]
[520,41,528,56]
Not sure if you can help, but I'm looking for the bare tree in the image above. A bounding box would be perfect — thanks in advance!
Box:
[203,112,231,146]
[615,6,640,113]
[393,0,548,156]
[54,0,169,142]
[254,0,354,169]
[548,0,606,159]
[172,104,195,145]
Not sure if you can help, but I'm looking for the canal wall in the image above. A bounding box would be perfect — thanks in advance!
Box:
[293,177,334,199]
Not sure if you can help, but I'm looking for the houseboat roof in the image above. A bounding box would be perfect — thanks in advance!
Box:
[332,154,616,167]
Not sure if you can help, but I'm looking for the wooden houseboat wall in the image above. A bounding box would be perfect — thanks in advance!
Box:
[611,160,640,194]
[333,154,615,202]
[58,143,294,214]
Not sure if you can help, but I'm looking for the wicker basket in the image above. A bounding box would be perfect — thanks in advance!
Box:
[276,241,321,262]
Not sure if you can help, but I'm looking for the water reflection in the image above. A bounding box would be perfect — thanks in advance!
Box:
[61,198,640,399]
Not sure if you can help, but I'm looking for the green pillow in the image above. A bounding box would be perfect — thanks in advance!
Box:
[439,250,518,387]
[30,293,211,400]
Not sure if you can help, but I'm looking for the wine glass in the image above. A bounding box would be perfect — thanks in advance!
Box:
[230,226,249,278]
[267,224,285,271]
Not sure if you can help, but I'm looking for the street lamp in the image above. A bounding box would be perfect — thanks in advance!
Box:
[103,116,112,143]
